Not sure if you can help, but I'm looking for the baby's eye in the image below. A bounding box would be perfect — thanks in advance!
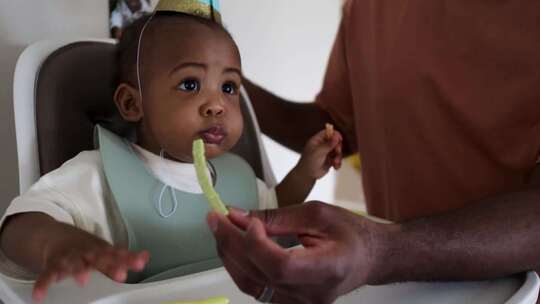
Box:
[178,79,200,92]
[222,82,238,95]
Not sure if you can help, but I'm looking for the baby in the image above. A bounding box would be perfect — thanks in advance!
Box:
[0,0,342,302]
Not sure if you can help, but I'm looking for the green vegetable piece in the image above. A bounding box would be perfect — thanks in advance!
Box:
[193,139,229,215]
[351,210,368,217]
[348,209,393,224]
[162,296,230,304]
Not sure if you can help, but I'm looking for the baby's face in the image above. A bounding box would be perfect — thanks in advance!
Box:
[137,19,243,162]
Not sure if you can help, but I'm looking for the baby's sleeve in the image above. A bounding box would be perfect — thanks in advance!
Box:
[0,177,77,281]
[1,187,76,227]
[256,179,278,210]
[0,151,111,281]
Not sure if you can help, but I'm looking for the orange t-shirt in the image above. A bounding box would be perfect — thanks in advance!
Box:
[316,0,540,222]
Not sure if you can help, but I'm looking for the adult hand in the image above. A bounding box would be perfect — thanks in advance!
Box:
[207,202,393,304]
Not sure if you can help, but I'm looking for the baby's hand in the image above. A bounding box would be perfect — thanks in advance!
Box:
[297,124,343,180]
[33,235,149,302]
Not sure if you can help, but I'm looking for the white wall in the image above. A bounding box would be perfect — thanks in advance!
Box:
[221,0,343,204]
[0,0,109,213]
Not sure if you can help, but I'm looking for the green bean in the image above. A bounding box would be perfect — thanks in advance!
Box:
[193,139,229,215]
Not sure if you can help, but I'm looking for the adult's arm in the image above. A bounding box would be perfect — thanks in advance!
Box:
[242,3,355,156]
[208,164,540,303]
[243,79,335,153]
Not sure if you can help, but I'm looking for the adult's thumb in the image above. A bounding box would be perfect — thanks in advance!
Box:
[229,202,330,236]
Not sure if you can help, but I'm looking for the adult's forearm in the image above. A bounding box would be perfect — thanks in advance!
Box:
[371,190,540,284]
[243,79,332,153]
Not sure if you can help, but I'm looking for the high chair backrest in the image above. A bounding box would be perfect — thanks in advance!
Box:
[13,40,275,194]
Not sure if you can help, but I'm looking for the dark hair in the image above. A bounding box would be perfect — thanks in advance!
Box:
[116,11,235,87]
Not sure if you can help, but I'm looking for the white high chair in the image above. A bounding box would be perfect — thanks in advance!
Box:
[2,40,539,304]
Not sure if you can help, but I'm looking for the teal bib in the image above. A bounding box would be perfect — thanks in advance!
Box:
[96,125,259,283]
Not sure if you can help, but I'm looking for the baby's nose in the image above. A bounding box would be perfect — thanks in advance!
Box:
[202,104,225,117]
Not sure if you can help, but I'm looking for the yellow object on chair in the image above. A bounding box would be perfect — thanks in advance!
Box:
[347,154,362,171]
[162,296,230,304]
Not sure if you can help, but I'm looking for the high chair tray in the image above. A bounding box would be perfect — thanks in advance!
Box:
[0,268,538,304]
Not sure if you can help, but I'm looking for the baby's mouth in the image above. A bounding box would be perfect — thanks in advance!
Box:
[200,126,227,145]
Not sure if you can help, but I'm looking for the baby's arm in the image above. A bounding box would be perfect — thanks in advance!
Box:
[0,212,148,302]
[275,125,343,207]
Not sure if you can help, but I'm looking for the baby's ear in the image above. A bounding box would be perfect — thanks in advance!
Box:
[114,83,143,122]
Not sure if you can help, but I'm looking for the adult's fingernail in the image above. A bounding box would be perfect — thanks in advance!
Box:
[229,207,249,217]
[133,258,146,271]
[207,213,219,233]
[32,290,45,302]
[113,268,127,282]
[246,219,256,233]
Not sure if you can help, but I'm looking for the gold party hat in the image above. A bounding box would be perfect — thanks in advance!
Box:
[155,0,222,24]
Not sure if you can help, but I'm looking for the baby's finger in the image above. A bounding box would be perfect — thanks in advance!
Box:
[332,143,343,170]
[314,134,341,159]
[308,129,329,146]
[67,257,89,282]
[334,157,343,170]
[332,158,343,170]
[50,255,84,283]
[336,145,343,156]
[33,269,59,302]
[89,248,148,282]
[330,131,343,147]
[74,268,91,286]
[111,248,149,272]
[128,250,150,271]
[89,250,128,282]
[323,133,342,158]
